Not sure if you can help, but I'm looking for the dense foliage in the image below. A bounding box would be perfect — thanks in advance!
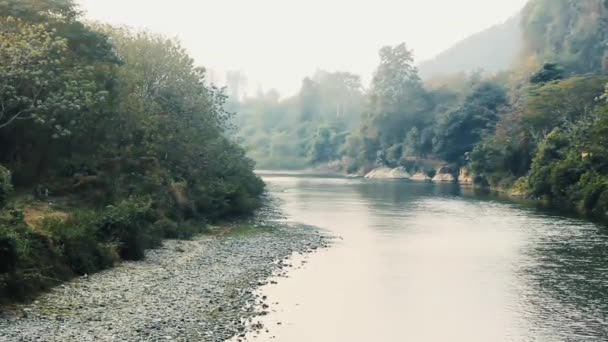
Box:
[3,0,608,304]
[0,0,263,302]
[521,0,608,74]
[234,0,608,224]
[232,70,365,169]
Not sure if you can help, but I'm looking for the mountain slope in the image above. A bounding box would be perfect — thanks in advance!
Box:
[418,15,523,79]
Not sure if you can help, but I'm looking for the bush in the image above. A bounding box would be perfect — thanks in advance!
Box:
[0,232,17,274]
[0,221,69,302]
[44,212,119,275]
[569,172,608,214]
[0,165,12,208]
[97,197,157,260]
[153,218,180,239]
[510,177,530,196]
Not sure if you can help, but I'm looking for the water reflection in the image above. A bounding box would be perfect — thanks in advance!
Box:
[249,174,608,341]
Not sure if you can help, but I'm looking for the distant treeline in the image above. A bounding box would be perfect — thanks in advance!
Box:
[232,0,608,220]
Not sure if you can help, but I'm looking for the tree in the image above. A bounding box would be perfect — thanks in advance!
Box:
[0,17,113,132]
[524,76,607,139]
[361,43,430,163]
[231,69,366,170]
[530,63,565,84]
[298,77,320,123]
[308,126,334,164]
[403,127,421,158]
[433,81,507,163]
[0,0,77,22]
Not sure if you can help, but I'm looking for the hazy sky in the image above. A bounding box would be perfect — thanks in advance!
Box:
[78,0,528,97]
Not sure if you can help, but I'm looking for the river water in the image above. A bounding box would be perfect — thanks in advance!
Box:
[248,172,608,342]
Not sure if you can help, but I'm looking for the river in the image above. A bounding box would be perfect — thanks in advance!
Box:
[246,171,608,342]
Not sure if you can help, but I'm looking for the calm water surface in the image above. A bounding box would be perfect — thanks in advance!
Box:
[249,172,608,341]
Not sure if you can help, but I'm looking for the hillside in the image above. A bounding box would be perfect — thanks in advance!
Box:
[418,15,523,79]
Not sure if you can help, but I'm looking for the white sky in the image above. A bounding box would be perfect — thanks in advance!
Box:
[78,0,528,97]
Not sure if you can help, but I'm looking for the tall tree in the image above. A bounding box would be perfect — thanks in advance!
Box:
[433,81,508,163]
[363,43,430,159]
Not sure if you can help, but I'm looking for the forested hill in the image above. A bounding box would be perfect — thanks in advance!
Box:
[417,15,523,79]
[232,0,608,223]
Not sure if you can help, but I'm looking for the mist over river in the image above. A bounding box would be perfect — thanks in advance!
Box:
[248,172,608,342]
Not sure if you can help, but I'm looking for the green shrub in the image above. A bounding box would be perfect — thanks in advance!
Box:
[510,177,530,196]
[0,221,68,302]
[0,165,12,208]
[178,221,207,239]
[594,189,608,218]
[153,218,205,240]
[44,212,118,275]
[0,231,17,274]
[97,197,156,260]
[569,172,608,214]
[153,218,180,239]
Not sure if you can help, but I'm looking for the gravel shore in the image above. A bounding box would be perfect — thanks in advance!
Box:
[0,217,329,341]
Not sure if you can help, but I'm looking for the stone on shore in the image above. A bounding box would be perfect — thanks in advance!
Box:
[364,167,411,179]
[432,166,455,182]
[411,172,432,182]
[0,208,329,342]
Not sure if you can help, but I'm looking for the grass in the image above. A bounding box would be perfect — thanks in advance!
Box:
[209,223,274,238]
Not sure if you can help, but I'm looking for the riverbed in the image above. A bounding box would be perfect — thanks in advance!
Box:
[0,217,327,342]
[244,172,608,341]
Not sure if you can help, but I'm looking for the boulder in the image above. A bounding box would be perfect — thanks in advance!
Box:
[364,167,411,179]
[411,172,432,182]
[432,166,455,182]
[458,167,474,185]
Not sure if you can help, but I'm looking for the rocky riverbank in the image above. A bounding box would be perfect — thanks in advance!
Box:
[0,211,330,341]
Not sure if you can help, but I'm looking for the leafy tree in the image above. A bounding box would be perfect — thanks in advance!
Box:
[345,43,434,170]
[403,127,421,158]
[0,0,77,22]
[0,17,113,131]
[433,81,507,163]
[308,126,335,164]
[298,77,321,123]
[524,76,607,139]
[365,43,430,149]
[232,70,365,170]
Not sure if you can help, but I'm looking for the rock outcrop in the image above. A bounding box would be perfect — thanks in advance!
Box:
[458,167,474,185]
[364,167,411,179]
[432,166,456,182]
[411,172,432,182]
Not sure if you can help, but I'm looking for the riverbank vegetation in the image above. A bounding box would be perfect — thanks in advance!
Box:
[3,0,608,305]
[232,0,608,220]
[0,0,263,303]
